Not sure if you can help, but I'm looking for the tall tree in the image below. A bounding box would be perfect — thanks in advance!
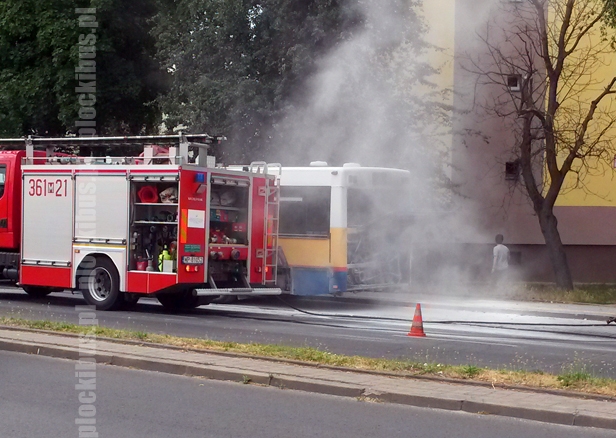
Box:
[465,0,616,289]
[154,0,449,169]
[0,0,163,137]
[153,0,369,160]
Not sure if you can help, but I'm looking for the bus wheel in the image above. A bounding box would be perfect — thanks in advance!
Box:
[22,286,53,298]
[79,257,123,311]
[157,290,200,311]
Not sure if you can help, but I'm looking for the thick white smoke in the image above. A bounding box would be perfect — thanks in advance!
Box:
[272,0,446,188]
[268,0,523,295]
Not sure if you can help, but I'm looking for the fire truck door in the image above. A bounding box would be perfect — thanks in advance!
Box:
[22,173,74,271]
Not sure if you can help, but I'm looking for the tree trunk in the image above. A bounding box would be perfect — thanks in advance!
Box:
[537,208,573,290]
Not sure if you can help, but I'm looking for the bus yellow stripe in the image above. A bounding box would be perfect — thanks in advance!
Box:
[279,228,347,269]
[330,228,347,269]
[279,237,329,267]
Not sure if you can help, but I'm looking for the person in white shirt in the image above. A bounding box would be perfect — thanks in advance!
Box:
[491,234,510,285]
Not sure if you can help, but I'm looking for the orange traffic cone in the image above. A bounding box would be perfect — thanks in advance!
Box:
[407,303,426,337]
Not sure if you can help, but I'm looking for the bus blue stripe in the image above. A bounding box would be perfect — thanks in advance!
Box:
[290,267,347,296]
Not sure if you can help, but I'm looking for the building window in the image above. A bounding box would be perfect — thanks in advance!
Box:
[507,74,521,91]
[505,161,520,181]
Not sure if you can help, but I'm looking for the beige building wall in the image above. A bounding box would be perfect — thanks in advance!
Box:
[419,0,616,282]
[549,3,616,208]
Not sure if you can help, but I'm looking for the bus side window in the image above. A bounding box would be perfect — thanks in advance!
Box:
[0,165,6,199]
[279,186,330,237]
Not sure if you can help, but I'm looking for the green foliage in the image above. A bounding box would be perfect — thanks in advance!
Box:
[605,0,616,25]
[153,0,361,160]
[153,0,449,167]
[461,365,482,379]
[604,0,616,49]
[557,371,592,387]
[134,331,149,340]
[519,283,616,304]
[0,0,451,177]
[0,0,163,137]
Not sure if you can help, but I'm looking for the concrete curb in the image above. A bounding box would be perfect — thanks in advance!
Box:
[0,337,366,399]
[1,334,615,430]
[1,324,614,403]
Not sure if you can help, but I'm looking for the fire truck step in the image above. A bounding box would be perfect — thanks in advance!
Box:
[195,288,282,296]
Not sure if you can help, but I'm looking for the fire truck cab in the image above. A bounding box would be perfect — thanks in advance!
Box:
[0,134,281,310]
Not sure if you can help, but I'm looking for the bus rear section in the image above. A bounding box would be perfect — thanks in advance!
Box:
[345,169,413,291]
[276,164,412,296]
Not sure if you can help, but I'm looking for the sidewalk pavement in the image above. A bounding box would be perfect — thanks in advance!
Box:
[0,327,614,431]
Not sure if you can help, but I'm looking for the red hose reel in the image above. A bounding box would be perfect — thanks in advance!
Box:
[137,186,158,203]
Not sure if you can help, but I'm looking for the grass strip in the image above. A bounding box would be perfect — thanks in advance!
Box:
[1,316,615,397]
[515,284,616,304]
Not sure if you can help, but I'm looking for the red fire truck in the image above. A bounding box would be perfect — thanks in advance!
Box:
[0,134,280,310]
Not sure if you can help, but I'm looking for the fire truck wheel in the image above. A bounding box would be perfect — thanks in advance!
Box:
[79,257,123,311]
[157,290,200,311]
[22,286,53,298]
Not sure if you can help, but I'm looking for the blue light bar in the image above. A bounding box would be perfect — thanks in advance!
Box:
[194,173,205,183]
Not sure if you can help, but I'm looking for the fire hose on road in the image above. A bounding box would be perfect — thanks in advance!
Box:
[276,297,616,328]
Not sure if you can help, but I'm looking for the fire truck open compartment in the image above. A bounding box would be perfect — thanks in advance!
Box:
[129,178,180,272]
[207,180,250,288]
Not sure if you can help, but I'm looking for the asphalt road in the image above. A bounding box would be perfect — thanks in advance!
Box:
[0,350,612,438]
[1,285,615,377]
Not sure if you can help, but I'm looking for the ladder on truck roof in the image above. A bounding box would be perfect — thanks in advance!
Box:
[0,133,224,166]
